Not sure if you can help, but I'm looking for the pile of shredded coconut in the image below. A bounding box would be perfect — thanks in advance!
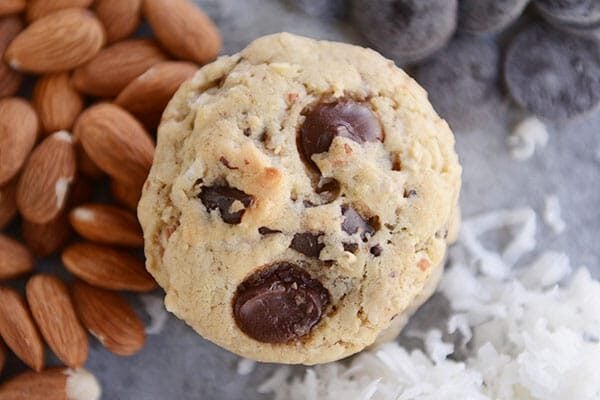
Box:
[257,207,600,400]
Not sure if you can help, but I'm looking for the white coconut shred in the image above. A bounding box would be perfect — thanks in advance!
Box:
[258,207,600,400]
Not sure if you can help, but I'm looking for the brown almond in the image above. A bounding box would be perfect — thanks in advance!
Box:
[0,179,18,229]
[0,367,101,400]
[0,0,25,16]
[33,73,84,135]
[26,0,94,21]
[0,287,44,371]
[72,39,168,97]
[22,213,72,257]
[5,8,105,73]
[76,143,104,179]
[110,179,142,211]
[69,204,143,247]
[74,103,154,189]
[0,16,24,98]
[26,275,89,368]
[62,242,157,292]
[72,281,145,356]
[17,131,76,224]
[0,234,34,280]
[0,98,39,186]
[143,0,221,64]
[116,61,198,119]
[94,0,142,44]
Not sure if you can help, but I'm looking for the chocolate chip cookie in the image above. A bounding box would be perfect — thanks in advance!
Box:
[138,33,461,365]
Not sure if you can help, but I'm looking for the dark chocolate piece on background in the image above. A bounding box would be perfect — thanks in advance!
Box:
[199,185,254,224]
[343,242,359,253]
[341,206,376,241]
[458,0,530,34]
[316,178,341,204]
[258,227,281,235]
[370,244,383,257]
[290,232,325,258]
[534,0,600,27]
[504,24,600,120]
[233,262,330,343]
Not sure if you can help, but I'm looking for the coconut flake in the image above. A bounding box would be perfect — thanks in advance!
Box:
[507,117,549,160]
[65,368,102,400]
[140,294,168,335]
[236,358,256,376]
[543,195,566,234]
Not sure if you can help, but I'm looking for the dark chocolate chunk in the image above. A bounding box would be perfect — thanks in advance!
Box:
[258,227,280,235]
[233,262,329,343]
[370,244,383,257]
[341,206,376,241]
[535,0,600,27]
[404,189,417,198]
[504,24,600,120]
[343,242,359,253]
[299,100,382,164]
[316,178,341,204]
[290,232,324,258]
[199,185,254,224]
[458,0,529,34]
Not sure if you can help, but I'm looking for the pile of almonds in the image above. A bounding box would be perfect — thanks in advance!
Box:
[0,0,220,397]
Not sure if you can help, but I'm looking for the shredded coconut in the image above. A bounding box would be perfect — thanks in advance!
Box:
[543,195,566,234]
[507,117,549,160]
[140,294,168,335]
[237,358,256,376]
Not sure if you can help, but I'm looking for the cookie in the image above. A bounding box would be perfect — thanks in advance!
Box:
[534,0,600,27]
[415,36,502,131]
[458,0,530,34]
[504,24,600,120]
[138,33,461,365]
[286,0,347,19]
[351,0,458,65]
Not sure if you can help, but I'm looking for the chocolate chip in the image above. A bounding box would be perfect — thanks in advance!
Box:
[316,178,340,204]
[199,185,254,224]
[233,263,330,343]
[219,156,238,170]
[290,232,324,258]
[299,100,382,164]
[258,227,280,235]
[370,244,383,257]
[404,189,417,198]
[243,128,252,137]
[343,242,358,253]
[341,206,375,241]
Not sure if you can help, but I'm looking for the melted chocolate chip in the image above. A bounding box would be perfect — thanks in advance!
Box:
[404,189,417,198]
[370,244,382,257]
[299,100,382,164]
[316,178,340,204]
[290,232,324,258]
[199,185,254,224]
[341,206,375,241]
[233,263,329,343]
[258,227,280,235]
[343,242,358,253]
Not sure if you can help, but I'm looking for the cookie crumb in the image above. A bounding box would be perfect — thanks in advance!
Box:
[507,116,548,160]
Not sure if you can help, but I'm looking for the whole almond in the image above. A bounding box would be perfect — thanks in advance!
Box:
[72,39,168,97]
[143,0,221,64]
[0,234,34,280]
[22,213,72,257]
[69,204,143,247]
[5,8,105,73]
[72,281,145,356]
[17,131,76,224]
[116,61,198,119]
[74,103,154,189]
[0,98,39,186]
[0,368,101,400]
[76,143,104,179]
[94,0,142,44]
[33,73,84,135]
[0,0,25,16]
[0,179,18,229]
[0,287,44,371]
[110,179,142,212]
[62,242,157,292]
[26,275,89,368]
[26,0,94,21]
[0,16,24,98]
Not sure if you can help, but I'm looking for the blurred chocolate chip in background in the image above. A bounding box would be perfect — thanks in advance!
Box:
[458,0,530,34]
[286,0,348,19]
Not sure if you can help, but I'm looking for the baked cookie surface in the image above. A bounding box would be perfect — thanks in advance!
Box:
[138,33,461,364]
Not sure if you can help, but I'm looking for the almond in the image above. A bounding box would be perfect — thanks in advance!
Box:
[62,242,157,292]
[0,98,39,186]
[143,0,221,64]
[110,179,142,211]
[26,0,94,21]
[0,16,24,98]
[33,73,84,135]
[74,103,154,189]
[5,8,105,73]
[72,39,168,97]
[94,0,142,44]
[72,281,145,356]
[26,275,89,368]
[22,213,72,257]
[116,61,198,120]
[0,0,25,16]
[0,234,34,280]
[0,287,44,371]
[0,368,101,400]
[0,179,18,229]
[69,203,143,247]
[17,131,76,224]
[76,143,104,179]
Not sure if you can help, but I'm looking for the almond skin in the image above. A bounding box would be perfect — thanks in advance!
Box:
[69,203,143,247]
[72,281,145,356]
[0,0,25,16]
[26,0,94,21]
[0,16,24,98]
[33,73,84,135]
[143,0,221,64]
[116,61,198,120]
[74,103,154,189]
[110,179,142,212]
[94,0,142,44]
[0,179,18,229]
[0,98,39,186]
[5,8,106,73]
[17,131,76,224]
[62,242,157,292]
[0,287,44,371]
[72,39,168,97]
[22,213,72,257]
[26,275,89,368]
[0,234,34,280]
